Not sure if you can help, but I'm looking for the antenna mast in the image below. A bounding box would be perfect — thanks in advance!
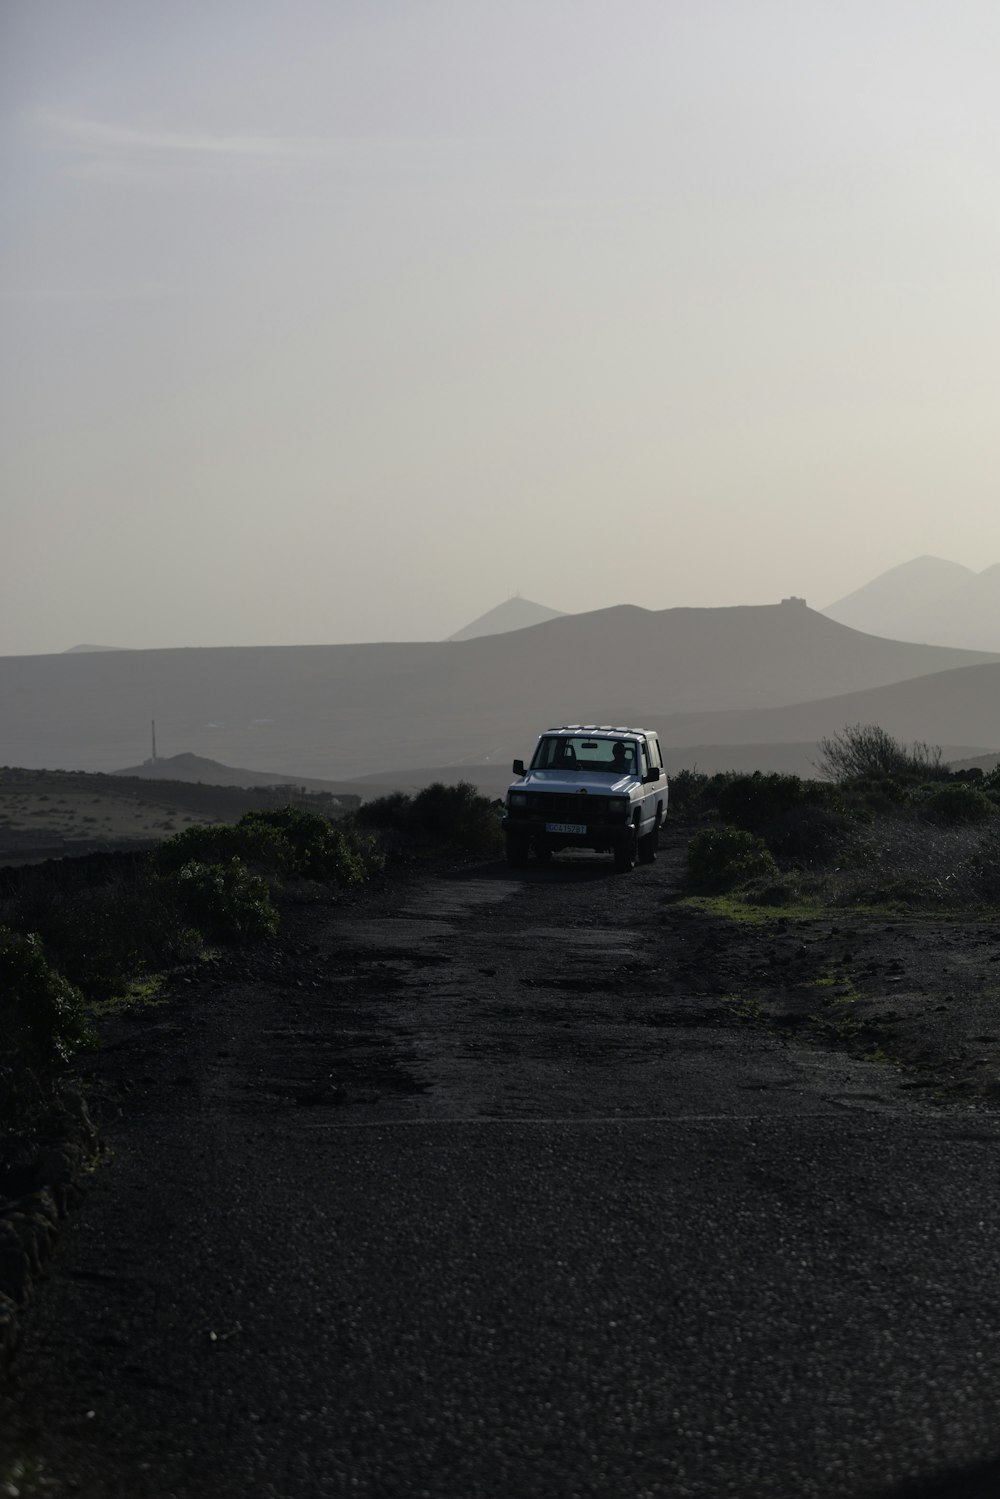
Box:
[151,718,157,763]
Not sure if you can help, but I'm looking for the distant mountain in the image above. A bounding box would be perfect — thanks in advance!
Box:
[823,555,1000,651]
[899,562,1000,651]
[949,752,1000,775]
[63,643,127,653]
[448,597,565,641]
[823,557,975,638]
[3,601,998,780]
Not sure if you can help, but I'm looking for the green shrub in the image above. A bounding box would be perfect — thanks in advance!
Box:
[169,859,279,943]
[357,782,502,855]
[6,857,196,1002]
[239,807,383,883]
[667,768,710,814]
[158,808,383,886]
[715,773,836,829]
[33,883,191,1001]
[410,783,503,853]
[846,776,912,815]
[758,804,853,863]
[354,792,412,830]
[711,774,849,864]
[919,784,997,825]
[716,772,804,830]
[0,926,93,1069]
[686,828,779,894]
[157,819,295,877]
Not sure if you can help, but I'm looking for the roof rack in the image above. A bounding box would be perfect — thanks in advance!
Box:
[545,724,648,735]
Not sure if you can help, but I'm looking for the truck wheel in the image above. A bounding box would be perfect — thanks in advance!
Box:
[614,829,637,872]
[505,833,529,868]
[637,828,658,865]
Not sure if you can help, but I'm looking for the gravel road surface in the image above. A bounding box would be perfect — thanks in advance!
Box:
[3,838,1000,1498]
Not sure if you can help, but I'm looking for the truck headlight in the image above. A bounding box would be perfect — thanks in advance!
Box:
[508,793,529,810]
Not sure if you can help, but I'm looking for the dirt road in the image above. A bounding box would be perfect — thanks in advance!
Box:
[4,836,1000,1498]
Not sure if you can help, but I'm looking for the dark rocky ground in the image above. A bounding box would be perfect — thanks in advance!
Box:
[3,834,1000,1498]
[671,900,1000,1106]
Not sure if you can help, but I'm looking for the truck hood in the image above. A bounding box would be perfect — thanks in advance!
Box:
[508,769,637,796]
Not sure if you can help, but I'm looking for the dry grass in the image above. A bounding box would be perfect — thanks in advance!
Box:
[0,768,350,865]
[0,785,217,863]
[826,816,1000,908]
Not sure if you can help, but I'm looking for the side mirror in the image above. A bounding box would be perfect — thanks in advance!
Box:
[644,768,661,784]
[512,759,525,776]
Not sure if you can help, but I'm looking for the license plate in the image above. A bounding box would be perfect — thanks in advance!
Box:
[546,821,587,835]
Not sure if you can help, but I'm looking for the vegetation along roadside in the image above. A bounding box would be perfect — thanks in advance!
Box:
[673,725,1000,1098]
[0,782,502,1363]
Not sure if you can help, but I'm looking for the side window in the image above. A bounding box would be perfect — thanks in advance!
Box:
[640,742,650,776]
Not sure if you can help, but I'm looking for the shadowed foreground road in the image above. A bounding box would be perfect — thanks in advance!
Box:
[4,842,1000,1498]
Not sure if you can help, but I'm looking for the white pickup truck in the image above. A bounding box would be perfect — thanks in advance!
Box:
[502,725,668,872]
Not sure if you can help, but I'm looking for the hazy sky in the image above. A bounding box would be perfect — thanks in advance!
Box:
[3,1,1000,654]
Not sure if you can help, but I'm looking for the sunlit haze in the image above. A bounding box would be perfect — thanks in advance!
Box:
[3,1,1000,654]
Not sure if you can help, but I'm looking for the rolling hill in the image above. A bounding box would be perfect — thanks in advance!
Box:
[114,751,364,795]
[2,602,997,781]
[641,660,1000,760]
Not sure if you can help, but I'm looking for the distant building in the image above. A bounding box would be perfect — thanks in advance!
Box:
[780,596,807,607]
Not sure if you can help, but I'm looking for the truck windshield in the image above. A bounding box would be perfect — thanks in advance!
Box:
[532,736,637,774]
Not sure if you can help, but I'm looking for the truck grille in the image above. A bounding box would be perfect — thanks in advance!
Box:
[510,792,616,822]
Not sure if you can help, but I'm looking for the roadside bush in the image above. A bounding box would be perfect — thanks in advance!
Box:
[157,819,295,878]
[686,828,779,894]
[716,772,806,830]
[711,774,849,864]
[815,724,947,784]
[239,807,383,884]
[845,777,912,815]
[716,773,837,830]
[352,792,411,830]
[918,784,997,826]
[757,803,854,863]
[357,782,503,855]
[0,926,92,1070]
[28,880,195,1001]
[410,783,502,853]
[158,808,382,886]
[4,855,197,1002]
[667,768,710,814]
[169,859,279,944]
[693,773,742,816]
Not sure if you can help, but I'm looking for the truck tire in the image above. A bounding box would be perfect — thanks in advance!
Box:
[505,832,529,867]
[613,828,637,872]
[637,827,658,864]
